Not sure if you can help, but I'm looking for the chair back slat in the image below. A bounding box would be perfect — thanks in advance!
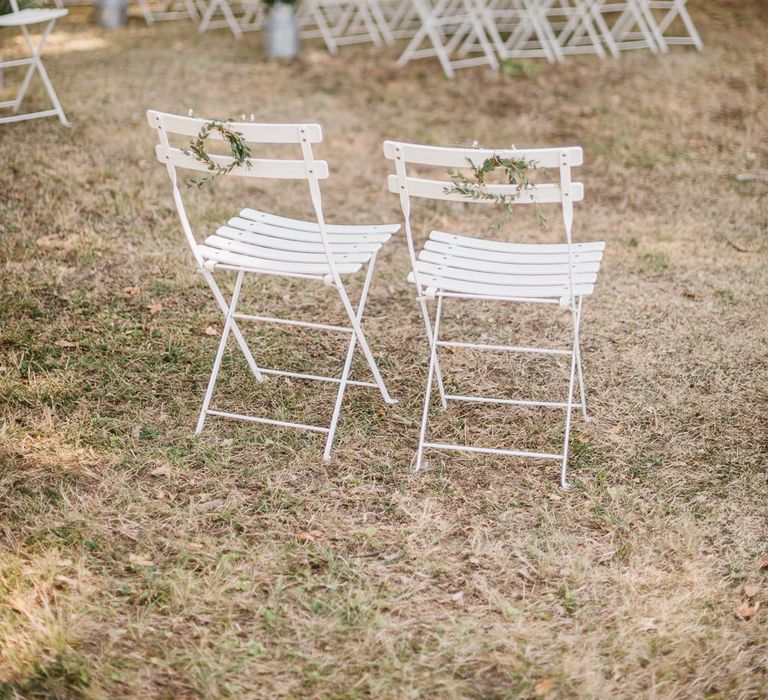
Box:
[386,174,582,204]
[383,141,583,168]
[155,144,329,180]
[148,110,323,144]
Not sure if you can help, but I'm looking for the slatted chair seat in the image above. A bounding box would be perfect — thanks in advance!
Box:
[197,208,396,276]
[409,231,605,300]
[0,7,67,25]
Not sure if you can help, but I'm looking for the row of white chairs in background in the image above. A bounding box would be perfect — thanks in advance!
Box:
[134,0,703,76]
[398,0,703,77]
[0,0,702,124]
[148,109,606,488]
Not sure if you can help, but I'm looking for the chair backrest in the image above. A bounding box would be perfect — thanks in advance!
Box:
[147,110,332,270]
[383,140,585,299]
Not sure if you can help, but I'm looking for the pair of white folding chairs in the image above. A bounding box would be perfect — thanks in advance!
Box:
[398,0,702,78]
[148,110,605,487]
[0,0,69,125]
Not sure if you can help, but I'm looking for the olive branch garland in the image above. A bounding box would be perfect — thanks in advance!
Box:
[184,119,252,188]
[444,151,555,229]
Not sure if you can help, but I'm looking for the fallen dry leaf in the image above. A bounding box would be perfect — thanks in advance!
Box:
[150,465,174,478]
[146,302,163,315]
[128,553,155,567]
[736,600,760,620]
[534,678,555,696]
[7,596,34,617]
[724,237,760,253]
[122,286,141,296]
[204,325,219,336]
[54,339,78,348]
[743,584,759,598]
[735,170,768,183]
[35,236,62,249]
[193,498,226,512]
[759,558,768,571]
[638,617,657,632]
[297,531,317,543]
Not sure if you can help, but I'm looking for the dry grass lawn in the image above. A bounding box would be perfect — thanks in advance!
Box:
[1,1,767,697]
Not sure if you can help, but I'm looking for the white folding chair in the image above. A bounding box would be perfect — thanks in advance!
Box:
[136,0,201,24]
[594,0,662,52]
[198,0,263,36]
[642,0,702,51]
[384,140,605,488]
[148,110,399,458]
[481,0,564,63]
[396,0,499,78]
[300,0,393,54]
[380,0,421,39]
[544,0,617,58]
[0,0,69,126]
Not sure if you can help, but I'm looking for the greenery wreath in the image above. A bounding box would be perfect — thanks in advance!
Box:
[184,119,252,188]
[444,150,555,228]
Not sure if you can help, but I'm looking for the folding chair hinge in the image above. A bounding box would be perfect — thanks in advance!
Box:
[203,260,217,272]
[323,273,336,287]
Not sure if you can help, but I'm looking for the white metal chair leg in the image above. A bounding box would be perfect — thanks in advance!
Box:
[574,295,589,421]
[418,297,448,409]
[202,269,265,384]
[323,253,378,460]
[336,281,396,405]
[670,0,703,50]
[196,270,247,435]
[589,0,620,56]
[25,26,69,126]
[560,302,581,490]
[415,294,443,470]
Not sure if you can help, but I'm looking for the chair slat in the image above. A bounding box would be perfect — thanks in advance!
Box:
[197,246,362,274]
[416,261,598,287]
[387,174,583,203]
[418,249,601,275]
[148,110,322,143]
[422,241,604,265]
[407,271,595,298]
[155,145,329,180]
[429,231,604,253]
[204,235,375,264]
[239,209,401,235]
[383,141,583,168]
[215,226,384,254]
[228,216,392,244]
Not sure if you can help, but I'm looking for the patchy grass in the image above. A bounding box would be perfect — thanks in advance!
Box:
[1,1,767,697]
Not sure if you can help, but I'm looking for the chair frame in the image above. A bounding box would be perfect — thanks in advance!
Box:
[396,0,499,78]
[137,0,202,24]
[198,0,263,37]
[300,0,394,54]
[384,140,601,488]
[148,111,397,459]
[0,0,69,126]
